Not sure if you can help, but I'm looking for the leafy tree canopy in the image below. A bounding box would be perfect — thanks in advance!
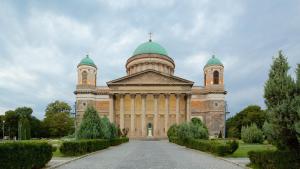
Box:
[226,105,266,138]
[45,100,71,117]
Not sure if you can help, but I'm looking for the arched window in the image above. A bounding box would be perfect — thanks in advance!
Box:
[204,73,206,86]
[82,71,87,84]
[213,71,219,84]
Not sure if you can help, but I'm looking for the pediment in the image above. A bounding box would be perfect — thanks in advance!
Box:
[107,70,193,86]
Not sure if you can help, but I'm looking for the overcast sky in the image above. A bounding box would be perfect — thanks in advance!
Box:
[0,0,299,119]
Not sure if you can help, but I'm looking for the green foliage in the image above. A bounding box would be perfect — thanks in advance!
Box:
[18,116,31,140]
[110,137,129,146]
[43,111,74,137]
[226,105,266,138]
[43,100,74,138]
[167,119,208,144]
[15,107,33,118]
[109,123,118,139]
[0,141,52,169]
[191,117,206,128]
[76,106,102,139]
[4,110,20,138]
[241,123,264,143]
[189,122,209,139]
[295,64,300,143]
[177,122,192,143]
[167,124,179,138]
[45,100,71,116]
[100,116,111,139]
[248,150,300,169]
[262,121,275,143]
[60,139,110,156]
[29,116,43,138]
[170,138,239,156]
[264,51,300,151]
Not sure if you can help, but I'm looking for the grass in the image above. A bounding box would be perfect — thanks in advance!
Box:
[53,148,65,157]
[227,141,276,158]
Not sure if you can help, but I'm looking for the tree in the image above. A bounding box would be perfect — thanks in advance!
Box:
[29,116,43,138]
[45,100,71,116]
[18,116,31,140]
[295,64,300,143]
[43,101,74,137]
[226,105,266,138]
[76,106,103,139]
[15,107,32,140]
[100,116,111,139]
[0,115,4,139]
[264,51,299,151]
[4,110,18,139]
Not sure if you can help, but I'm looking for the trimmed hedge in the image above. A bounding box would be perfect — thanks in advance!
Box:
[110,137,129,146]
[169,137,238,156]
[248,150,300,169]
[60,139,110,156]
[0,141,52,169]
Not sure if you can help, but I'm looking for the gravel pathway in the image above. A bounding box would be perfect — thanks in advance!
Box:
[57,140,244,169]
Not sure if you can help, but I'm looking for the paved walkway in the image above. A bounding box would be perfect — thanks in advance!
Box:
[57,140,244,169]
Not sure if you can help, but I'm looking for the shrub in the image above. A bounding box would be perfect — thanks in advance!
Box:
[167,124,179,138]
[241,123,264,143]
[110,137,129,146]
[52,146,57,152]
[248,150,300,169]
[191,117,207,129]
[189,123,209,139]
[100,117,111,139]
[177,123,192,144]
[109,123,118,139]
[185,139,239,156]
[76,107,103,139]
[0,141,52,169]
[60,139,110,156]
[167,120,209,143]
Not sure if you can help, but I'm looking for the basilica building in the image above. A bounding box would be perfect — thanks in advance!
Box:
[75,39,226,139]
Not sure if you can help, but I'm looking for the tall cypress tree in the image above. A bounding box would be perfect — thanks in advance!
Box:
[264,51,299,151]
[76,106,103,139]
[295,64,300,143]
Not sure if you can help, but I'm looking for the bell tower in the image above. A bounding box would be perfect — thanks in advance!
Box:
[77,55,97,86]
[203,55,224,89]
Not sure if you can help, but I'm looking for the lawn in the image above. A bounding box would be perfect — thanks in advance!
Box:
[227,141,276,158]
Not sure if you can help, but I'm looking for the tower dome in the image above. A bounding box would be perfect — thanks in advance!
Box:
[204,55,223,68]
[78,55,97,68]
[132,41,168,57]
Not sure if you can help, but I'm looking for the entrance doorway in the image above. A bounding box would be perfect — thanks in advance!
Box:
[147,123,153,137]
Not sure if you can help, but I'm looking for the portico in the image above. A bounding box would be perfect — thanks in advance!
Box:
[107,69,193,138]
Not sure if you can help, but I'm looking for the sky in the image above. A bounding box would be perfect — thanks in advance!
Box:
[0,0,300,119]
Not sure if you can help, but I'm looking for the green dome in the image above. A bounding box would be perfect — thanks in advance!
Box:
[133,40,168,56]
[205,55,223,67]
[78,55,97,68]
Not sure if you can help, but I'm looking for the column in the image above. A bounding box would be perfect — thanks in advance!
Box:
[176,94,180,124]
[109,94,114,123]
[130,94,135,136]
[153,94,159,136]
[164,94,169,134]
[141,94,146,136]
[186,94,191,121]
[120,94,124,130]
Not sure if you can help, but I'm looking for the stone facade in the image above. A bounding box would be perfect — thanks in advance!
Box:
[75,41,226,138]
